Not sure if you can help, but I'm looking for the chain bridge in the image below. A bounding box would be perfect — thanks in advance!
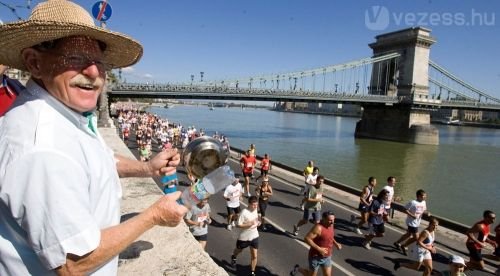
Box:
[106,27,500,145]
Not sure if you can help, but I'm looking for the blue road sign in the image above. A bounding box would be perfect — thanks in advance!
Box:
[92,1,112,22]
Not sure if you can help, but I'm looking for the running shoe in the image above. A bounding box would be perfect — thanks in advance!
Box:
[231,255,237,266]
[401,246,407,256]
[290,264,299,276]
[299,204,304,211]
[247,192,251,197]
[231,221,236,227]
[350,214,356,225]
[362,240,371,250]
[354,227,363,235]
[393,242,401,250]
[250,272,256,276]
[226,224,232,231]
[293,225,299,236]
[393,261,401,271]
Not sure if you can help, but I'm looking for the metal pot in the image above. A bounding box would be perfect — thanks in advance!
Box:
[182,136,228,179]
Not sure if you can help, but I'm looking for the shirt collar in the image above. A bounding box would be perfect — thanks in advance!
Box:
[26,79,97,135]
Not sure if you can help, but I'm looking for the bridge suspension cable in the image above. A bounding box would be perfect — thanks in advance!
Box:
[213,52,400,94]
[429,60,500,104]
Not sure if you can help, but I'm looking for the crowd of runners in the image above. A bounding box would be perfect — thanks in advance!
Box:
[113,104,499,276]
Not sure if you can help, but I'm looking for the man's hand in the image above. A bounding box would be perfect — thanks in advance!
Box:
[318,247,328,256]
[148,149,180,176]
[147,191,188,227]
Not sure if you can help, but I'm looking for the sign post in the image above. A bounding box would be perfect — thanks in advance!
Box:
[92,0,113,127]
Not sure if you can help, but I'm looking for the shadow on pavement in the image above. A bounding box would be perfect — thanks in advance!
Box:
[333,219,353,232]
[119,240,153,259]
[268,200,296,211]
[371,242,400,253]
[336,233,365,247]
[210,256,236,275]
[272,187,301,196]
[345,258,395,275]
[210,216,228,229]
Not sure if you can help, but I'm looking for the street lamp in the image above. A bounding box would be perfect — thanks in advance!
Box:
[200,72,204,82]
[190,74,194,85]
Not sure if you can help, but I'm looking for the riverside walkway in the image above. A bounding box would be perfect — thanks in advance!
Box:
[105,122,498,275]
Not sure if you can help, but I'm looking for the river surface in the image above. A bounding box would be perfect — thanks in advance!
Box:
[148,105,500,226]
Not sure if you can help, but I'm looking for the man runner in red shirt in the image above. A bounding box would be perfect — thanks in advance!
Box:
[290,211,342,276]
[240,150,256,197]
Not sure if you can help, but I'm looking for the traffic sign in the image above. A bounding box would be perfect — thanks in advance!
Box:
[92,1,112,22]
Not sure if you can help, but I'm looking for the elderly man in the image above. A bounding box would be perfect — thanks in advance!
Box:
[0,1,187,275]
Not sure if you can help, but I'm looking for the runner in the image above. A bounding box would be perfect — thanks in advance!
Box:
[290,211,342,276]
[440,255,467,276]
[223,179,243,231]
[240,150,257,197]
[301,160,315,194]
[255,177,273,231]
[249,143,256,156]
[293,175,325,236]
[394,189,428,255]
[465,210,497,270]
[230,196,261,276]
[139,143,151,162]
[350,177,377,235]
[184,198,211,251]
[361,189,388,250]
[494,223,500,261]
[255,153,271,181]
[382,176,400,222]
[394,217,439,276]
[300,167,319,210]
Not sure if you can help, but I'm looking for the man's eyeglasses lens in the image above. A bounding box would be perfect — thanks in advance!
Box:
[63,55,112,72]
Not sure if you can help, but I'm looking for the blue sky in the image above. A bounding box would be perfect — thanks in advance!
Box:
[1,0,499,98]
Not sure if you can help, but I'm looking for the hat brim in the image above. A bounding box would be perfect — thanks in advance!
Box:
[0,20,143,71]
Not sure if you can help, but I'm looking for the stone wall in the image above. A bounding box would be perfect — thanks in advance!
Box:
[99,127,228,276]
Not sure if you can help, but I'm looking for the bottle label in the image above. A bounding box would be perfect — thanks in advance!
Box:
[187,180,210,202]
[162,173,178,194]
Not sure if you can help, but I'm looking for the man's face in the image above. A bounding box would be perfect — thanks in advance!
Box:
[485,213,496,225]
[34,36,106,112]
[417,193,427,202]
[197,199,208,208]
[315,178,323,187]
[389,178,396,186]
[323,215,335,226]
[248,201,258,211]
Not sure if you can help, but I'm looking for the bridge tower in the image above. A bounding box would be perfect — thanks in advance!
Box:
[355,27,439,145]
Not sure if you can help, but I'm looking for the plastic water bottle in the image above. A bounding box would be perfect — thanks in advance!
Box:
[161,172,178,194]
[178,165,236,209]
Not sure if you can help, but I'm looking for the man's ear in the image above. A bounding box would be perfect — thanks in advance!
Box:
[21,48,43,78]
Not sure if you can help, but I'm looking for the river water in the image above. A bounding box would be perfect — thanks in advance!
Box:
[149,105,500,226]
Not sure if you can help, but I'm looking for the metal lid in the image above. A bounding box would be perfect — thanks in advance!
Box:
[182,136,228,179]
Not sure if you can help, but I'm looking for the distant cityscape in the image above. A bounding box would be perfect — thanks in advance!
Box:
[275,101,500,126]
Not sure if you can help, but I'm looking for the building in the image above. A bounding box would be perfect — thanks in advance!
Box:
[5,68,30,85]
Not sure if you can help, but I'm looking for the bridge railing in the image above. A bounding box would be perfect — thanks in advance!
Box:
[111,83,400,103]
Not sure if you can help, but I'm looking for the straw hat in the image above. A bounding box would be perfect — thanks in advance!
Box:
[0,0,143,71]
